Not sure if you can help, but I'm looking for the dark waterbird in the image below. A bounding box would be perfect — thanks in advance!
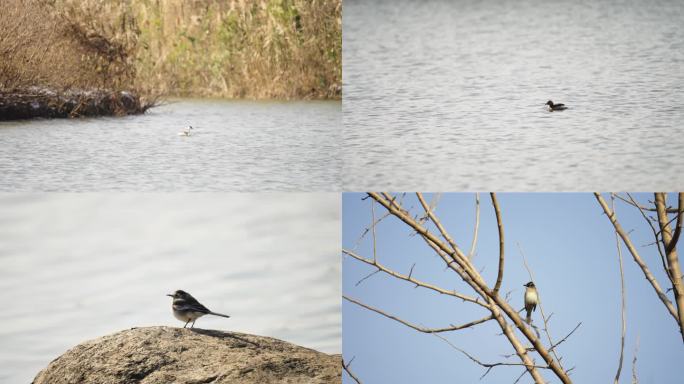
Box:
[546,100,567,111]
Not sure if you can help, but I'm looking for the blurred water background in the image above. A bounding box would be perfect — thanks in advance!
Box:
[0,193,340,383]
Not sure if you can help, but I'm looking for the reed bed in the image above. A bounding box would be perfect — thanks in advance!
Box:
[1,0,341,101]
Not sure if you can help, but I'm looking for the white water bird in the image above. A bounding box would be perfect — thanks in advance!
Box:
[178,126,193,136]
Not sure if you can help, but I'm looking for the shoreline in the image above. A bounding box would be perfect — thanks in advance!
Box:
[0,88,155,121]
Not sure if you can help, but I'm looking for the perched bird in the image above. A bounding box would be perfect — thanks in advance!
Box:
[524,281,538,324]
[178,126,193,136]
[546,100,567,111]
[166,290,230,328]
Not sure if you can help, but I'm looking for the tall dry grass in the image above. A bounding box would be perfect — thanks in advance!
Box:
[1,0,97,89]
[1,0,341,99]
[130,0,342,99]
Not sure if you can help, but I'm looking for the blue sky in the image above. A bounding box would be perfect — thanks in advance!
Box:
[343,193,683,383]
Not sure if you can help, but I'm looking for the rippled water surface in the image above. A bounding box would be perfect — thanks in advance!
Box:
[0,194,341,383]
[343,0,684,190]
[0,100,340,191]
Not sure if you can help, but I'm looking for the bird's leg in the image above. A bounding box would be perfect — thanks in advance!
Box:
[184,320,190,328]
[191,319,196,329]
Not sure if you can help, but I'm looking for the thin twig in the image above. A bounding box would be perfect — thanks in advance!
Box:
[594,193,678,321]
[342,357,362,384]
[431,332,551,373]
[547,323,582,353]
[343,295,494,333]
[513,368,528,384]
[355,270,380,287]
[371,200,378,262]
[631,336,639,384]
[612,195,627,384]
[491,193,505,293]
[468,193,481,260]
[351,211,390,252]
[518,243,565,371]
[624,193,671,286]
[614,194,678,213]
[416,192,462,255]
[343,249,488,307]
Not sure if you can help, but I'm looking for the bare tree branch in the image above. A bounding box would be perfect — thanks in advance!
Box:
[631,336,639,384]
[351,210,391,252]
[368,193,570,384]
[624,193,671,286]
[654,193,684,342]
[594,193,679,322]
[491,193,505,294]
[518,243,566,371]
[416,192,462,255]
[667,193,683,254]
[613,194,679,213]
[468,193,480,260]
[371,200,378,262]
[430,332,552,378]
[343,295,494,333]
[354,269,380,287]
[343,249,489,307]
[513,369,528,384]
[342,357,362,384]
[612,195,627,384]
[547,322,582,353]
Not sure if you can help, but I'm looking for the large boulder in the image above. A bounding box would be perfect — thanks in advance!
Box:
[32,326,341,384]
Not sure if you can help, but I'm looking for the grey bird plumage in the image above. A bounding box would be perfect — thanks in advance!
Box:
[166,290,230,328]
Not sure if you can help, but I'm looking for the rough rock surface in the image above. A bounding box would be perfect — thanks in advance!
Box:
[32,326,341,384]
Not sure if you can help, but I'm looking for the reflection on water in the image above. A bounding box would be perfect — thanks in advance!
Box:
[343,0,684,190]
[0,100,340,191]
[0,194,341,383]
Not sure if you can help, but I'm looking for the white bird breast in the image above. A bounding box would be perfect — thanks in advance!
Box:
[525,289,538,306]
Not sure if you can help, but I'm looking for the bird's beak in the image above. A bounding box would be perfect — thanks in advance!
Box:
[166,294,174,297]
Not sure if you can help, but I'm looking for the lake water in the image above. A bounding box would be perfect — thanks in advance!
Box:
[0,100,340,191]
[343,0,684,190]
[0,194,341,384]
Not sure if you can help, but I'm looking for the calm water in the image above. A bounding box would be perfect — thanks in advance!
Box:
[0,194,341,384]
[343,0,684,190]
[0,100,340,191]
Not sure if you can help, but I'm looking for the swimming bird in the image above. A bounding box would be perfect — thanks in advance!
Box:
[166,290,230,328]
[178,126,193,136]
[546,100,567,111]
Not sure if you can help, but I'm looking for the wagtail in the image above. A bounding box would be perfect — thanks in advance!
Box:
[524,281,538,324]
[166,290,230,328]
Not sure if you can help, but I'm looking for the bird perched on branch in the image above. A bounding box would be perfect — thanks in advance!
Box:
[524,281,538,324]
[166,290,230,328]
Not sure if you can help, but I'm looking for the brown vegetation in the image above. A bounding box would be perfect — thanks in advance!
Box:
[0,0,124,90]
[0,0,152,119]
[0,0,341,101]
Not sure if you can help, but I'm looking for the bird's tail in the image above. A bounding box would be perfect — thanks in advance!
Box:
[209,311,231,319]
[525,309,532,324]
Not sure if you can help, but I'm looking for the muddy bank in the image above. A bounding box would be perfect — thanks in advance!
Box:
[0,88,155,121]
